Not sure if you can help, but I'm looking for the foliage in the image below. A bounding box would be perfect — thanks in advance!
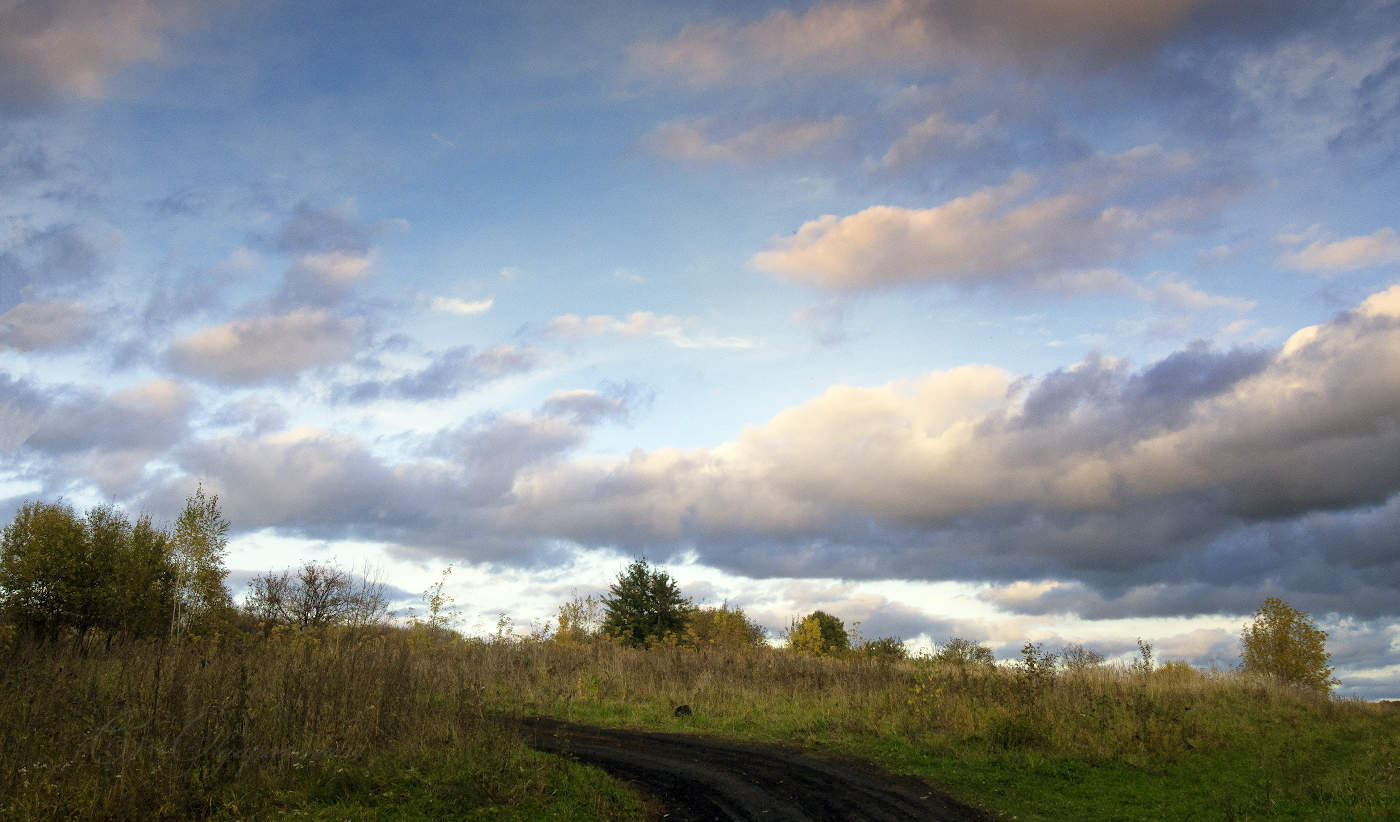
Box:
[1017,640,1059,688]
[684,603,767,649]
[1130,638,1155,676]
[931,635,995,667]
[552,592,604,644]
[244,561,390,631]
[600,558,692,647]
[858,636,908,662]
[786,610,850,656]
[170,484,233,636]
[411,565,461,636]
[0,500,175,639]
[1240,597,1337,694]
[1059,642,1105,672]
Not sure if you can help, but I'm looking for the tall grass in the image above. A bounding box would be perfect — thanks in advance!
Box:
[5,629,1395,820]
[0,628,641,821]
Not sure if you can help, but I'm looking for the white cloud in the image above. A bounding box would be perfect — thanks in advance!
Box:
[0,300,95,350]
[546,311,757,350]
[165,309,366,384]
[1278,227,1400,273]
[502,283,1400,593]
[430,296,495,316]
[751,148,1233,292]
[643,116,849,163]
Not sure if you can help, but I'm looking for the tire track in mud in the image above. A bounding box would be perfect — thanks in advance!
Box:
[519,717,992,821]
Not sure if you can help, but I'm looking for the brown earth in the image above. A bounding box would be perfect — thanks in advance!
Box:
[518,717,993,821]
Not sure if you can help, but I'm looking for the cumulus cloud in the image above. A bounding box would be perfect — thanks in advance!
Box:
[165,309,367,385]
[631,0,1219,85]
[1278,226,1400,273]
[495,284,1400,615]
[0,224,104,308]
[276,250,376,306]
[0,0,172,105]
[752,147,1238,292]
[2,377,194,497]
[643,116,849,163]
[0,300,95,350]
[547,311,757,349]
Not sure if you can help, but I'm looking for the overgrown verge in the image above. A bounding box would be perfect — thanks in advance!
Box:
[0,630,643,821]
[480,639,1398,820]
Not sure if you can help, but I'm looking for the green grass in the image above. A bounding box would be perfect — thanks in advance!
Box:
[3,629,1396,820]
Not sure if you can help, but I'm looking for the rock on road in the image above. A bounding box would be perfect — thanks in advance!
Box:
[519,717,992,821]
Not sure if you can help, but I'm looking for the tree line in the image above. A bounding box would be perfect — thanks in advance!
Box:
[0,497,1338,695]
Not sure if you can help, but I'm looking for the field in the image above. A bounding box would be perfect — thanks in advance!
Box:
[2,627,1397,820]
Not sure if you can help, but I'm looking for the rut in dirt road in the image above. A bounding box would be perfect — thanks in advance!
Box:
[519,717,992,822]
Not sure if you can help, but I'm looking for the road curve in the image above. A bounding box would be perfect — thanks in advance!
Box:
[518,717,992,821]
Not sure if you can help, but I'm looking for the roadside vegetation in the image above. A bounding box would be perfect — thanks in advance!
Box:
[2,501,1396,820]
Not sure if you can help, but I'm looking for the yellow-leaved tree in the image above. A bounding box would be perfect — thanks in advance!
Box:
[1240,597,1337,695]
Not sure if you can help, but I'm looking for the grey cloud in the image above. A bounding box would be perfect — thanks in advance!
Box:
[165,309,367,385]
[538,382,650,426]
[0,224,103,309]
[269,203,374,256]
[0,0,170,106]
[0,300,96,351]
[1331,55,1400,163]
[206,396,290,436]
[335,344,539,404]
[489,287,1400,618]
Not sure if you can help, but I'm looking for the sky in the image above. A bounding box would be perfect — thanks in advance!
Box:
[1,0,1398,697]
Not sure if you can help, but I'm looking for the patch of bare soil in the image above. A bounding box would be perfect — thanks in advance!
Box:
[518,717,992,821]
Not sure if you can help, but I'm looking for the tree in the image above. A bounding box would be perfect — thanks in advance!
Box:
[787,610,850,656]
[1240,597,1337,695]
[170,485,233,637]
[553,592,603,644]
[684,603,766,649]
[932,636,995,667]
[1059,642,1105,672]
[0,500,176,640]
[244,561,389,631]
[600,558,692,647]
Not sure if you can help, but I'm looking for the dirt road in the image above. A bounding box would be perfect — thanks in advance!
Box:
[519,717,991,821]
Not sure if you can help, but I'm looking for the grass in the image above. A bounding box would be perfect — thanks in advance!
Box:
[0,628,644,821]
[2,628,1395,820]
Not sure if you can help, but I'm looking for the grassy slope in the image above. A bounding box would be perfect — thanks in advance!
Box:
[3,631,1395,820]
[490,642,1399,821]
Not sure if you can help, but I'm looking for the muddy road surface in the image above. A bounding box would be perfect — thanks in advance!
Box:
[519,717,991,821]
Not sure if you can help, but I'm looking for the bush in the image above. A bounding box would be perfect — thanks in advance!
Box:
[1240,597,1336,695]
[787,610,850,656]
[932,636,995,667]
[684,603,766,649]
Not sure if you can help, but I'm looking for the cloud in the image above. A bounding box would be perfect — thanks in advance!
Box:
[0,224,104,309]
[0,0,171,105]
[546,311,757,350]
[630,0,1220,86]
[271,203,375,256]
[495,284,1400,616]
[2,376,194,497]
[276,250,376,306]
[1278,227,1400,273]
[0,300,95,350]
[752,147,1239,292]
[335,344,539,403]
[165,309,367,385]
[643,116,849,163]
[430,296,494,316]
[538,383,649,426]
